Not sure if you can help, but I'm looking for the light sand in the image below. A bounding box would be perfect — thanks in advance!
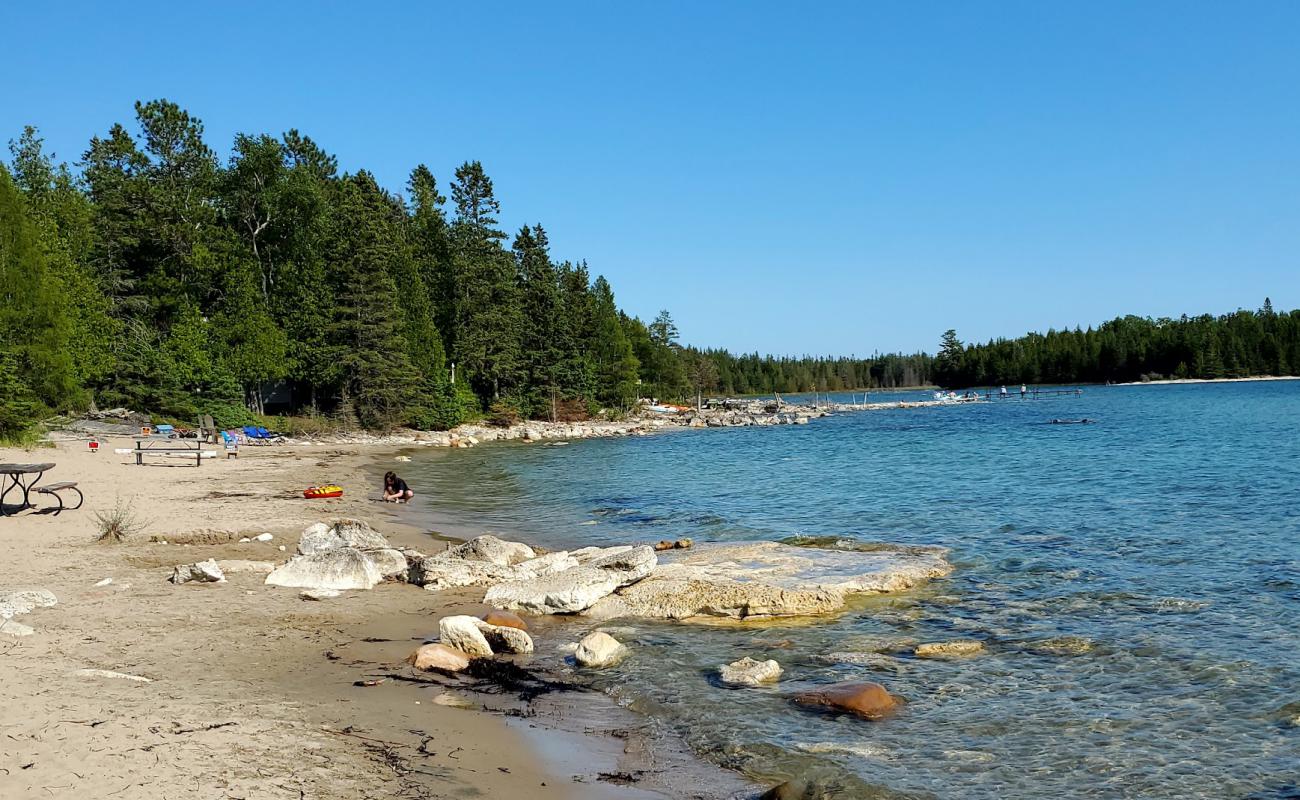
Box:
[0,436,737,799]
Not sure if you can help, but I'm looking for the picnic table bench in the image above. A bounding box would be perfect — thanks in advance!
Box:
[0,462,57,516]
[132,436,209,466]
[34,482,83,515]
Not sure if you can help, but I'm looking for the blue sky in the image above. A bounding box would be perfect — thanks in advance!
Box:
[5,1,1298,355]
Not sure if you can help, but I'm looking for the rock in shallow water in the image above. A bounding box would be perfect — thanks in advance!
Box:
[478,621,534,654]
[482,609,528,630]
[574,631,626,667]
[720,657,783,686]
[792,681,899,720]
[438,615,493,658]
[585,541,949,622]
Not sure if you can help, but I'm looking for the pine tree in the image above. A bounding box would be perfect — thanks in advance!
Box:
[326,173,420,428]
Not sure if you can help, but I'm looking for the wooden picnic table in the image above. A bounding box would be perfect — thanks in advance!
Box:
[132,436,206,467]
[0,462,56,516]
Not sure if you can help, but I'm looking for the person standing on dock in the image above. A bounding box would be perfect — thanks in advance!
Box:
[1000,385,1008,398]
[1021,384,1027,397]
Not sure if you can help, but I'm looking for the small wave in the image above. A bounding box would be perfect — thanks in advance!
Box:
[797,741,895,760]
[779,535,947,556]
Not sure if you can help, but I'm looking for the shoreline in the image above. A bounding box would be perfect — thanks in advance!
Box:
[1111,375,1300,386]
[0,438,747,799]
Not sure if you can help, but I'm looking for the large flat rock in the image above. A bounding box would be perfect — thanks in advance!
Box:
[585,540,950,622]
[484,546,657,614]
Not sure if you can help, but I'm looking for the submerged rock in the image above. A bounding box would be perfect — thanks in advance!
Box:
[484,546,656,614]
[914,640,985,659]
[792,681,899,720]
[408,643,472,672]
[720,657,783,686]
[574,631,626,668]
[438,615,493,658]
[266,548,383,591]
[169,559,225,584]
[1024,636,1094,656]
[588,577,843,621]
[482,610,528,630]
[586,540,948,622]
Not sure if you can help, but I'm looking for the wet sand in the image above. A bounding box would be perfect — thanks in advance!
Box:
[0,436,749,799]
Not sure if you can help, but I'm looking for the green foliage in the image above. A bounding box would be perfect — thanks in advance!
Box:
[933,304,1300,387]
[7,101,1293,439]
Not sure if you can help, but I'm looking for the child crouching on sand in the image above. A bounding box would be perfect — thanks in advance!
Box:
[383,471,414,503]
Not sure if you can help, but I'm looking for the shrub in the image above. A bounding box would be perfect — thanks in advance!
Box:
[94,498,146,543]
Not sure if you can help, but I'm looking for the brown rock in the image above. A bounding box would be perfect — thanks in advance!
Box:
[406,643,471,672]
[482,610,528,631]
[791,681,899,720]
[674,538,693,549]
[654,540,676,551]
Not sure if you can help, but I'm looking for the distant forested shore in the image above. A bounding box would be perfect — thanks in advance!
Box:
[932,302,1300,388]
[1,100,1296,442]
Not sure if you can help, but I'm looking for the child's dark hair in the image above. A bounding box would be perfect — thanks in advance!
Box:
[384,471,397,486]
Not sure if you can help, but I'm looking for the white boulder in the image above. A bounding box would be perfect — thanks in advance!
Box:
[438,615,493,658]
[484,546,657,614]
[574,631,626,668]
[0,589,57,619]
[445,535,536,567]
[367,548,410,581]
[297,519,390,555]
[477,621,534,654]
[169,559,226,584]
[266,548,383,591]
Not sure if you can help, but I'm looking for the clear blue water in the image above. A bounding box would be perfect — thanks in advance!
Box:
[402,382,1300,799]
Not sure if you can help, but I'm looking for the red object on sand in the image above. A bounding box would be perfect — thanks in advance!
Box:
[88,440,100,452]
[303,485,343,499]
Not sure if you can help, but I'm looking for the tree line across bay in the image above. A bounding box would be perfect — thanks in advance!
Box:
[1,100,1296,441]
[932,301,1300,389]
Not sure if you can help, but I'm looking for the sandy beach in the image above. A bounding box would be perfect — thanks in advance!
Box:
[0,436,747,800]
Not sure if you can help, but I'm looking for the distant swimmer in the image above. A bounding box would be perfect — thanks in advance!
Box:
[1021,384,1027,396]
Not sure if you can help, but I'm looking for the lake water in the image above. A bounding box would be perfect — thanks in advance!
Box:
[401,382,1300,799]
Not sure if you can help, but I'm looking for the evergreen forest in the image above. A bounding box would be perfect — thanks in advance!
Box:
[2,101,1297,442]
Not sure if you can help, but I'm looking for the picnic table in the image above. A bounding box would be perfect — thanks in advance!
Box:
[0,462,56,516]
[133,436,207,466]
